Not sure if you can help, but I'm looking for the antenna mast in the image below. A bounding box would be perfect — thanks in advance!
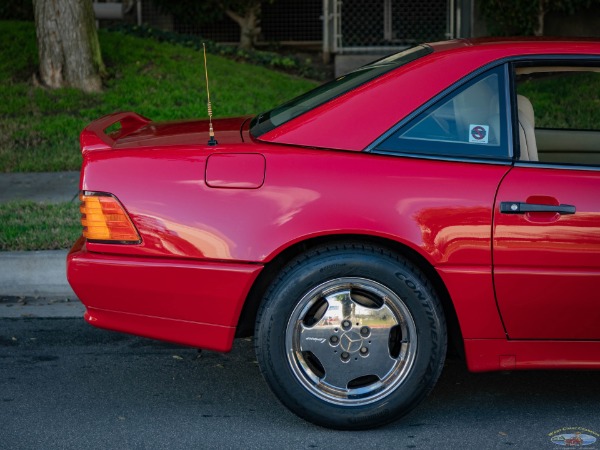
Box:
[203,43,218,146]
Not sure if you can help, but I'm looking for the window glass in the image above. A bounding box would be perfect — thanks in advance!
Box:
[514,65,600,166]
[516,69,600,131]
[376,66,508,160]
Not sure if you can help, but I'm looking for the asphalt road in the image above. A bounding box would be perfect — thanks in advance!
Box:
[1,317,599,450]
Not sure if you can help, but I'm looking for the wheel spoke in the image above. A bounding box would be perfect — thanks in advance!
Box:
[298,288,401,390]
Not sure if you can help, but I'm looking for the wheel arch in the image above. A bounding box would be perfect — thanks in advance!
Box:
[235,234,464,358]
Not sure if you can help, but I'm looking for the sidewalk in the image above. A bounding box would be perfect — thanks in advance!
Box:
[0,172,84,317]
[0,171,80,204]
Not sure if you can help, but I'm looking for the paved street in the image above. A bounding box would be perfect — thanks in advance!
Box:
[1,316,599,449]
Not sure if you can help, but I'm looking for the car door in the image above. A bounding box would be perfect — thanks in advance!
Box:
[493,62,600,340]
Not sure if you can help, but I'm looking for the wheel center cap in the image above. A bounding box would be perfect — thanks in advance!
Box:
[340,331,363,353]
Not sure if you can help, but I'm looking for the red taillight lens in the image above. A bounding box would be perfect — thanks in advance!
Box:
[80,192,141,243]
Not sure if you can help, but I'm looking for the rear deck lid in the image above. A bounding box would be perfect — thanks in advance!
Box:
[80,112,250,153]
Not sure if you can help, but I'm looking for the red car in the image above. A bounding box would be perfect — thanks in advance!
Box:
[67,38,600,430]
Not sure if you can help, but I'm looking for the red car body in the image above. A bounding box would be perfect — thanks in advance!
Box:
[67,38,600,428]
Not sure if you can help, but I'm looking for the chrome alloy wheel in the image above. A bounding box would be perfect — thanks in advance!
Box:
[285,277,417,405]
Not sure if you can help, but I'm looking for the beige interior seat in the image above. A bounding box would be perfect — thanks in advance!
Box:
[517,95,538,161]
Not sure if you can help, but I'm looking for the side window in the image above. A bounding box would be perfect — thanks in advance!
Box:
[514,64,600,166]
[376,66,509,160]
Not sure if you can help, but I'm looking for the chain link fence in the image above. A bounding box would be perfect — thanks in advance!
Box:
[331,0,451,54]
[114,0,450,49]
[95,0,455,57]
[136,0,322,46]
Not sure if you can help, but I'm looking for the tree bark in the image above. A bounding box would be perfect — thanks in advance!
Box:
[33,0,105,93]
[534,0,547,36]
[225,3,261,50]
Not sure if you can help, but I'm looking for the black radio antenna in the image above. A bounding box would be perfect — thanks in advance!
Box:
[203,43,218,146]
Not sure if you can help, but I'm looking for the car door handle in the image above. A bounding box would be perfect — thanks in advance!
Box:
[500,202,576,215]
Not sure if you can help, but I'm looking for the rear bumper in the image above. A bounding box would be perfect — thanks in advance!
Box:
[67,239,263,352]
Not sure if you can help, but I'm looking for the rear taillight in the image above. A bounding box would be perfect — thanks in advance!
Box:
[79,192,141,244]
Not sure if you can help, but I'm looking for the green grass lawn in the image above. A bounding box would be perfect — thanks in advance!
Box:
[0,20,317,172]
[0,201,80,251]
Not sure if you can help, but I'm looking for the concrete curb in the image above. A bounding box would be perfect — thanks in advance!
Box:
[0,250,76,298]
[0,296,85,318]
[0,172,84,317]
[0,250,84,318]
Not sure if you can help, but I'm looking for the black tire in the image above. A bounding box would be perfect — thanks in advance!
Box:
[254,242,447,430]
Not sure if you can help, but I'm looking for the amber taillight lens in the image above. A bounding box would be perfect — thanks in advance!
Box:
[79,192,141,244]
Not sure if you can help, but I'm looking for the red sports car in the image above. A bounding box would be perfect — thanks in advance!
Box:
[67,38,600,430]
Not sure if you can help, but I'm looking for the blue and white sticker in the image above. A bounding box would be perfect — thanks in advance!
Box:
[469,124,489,144]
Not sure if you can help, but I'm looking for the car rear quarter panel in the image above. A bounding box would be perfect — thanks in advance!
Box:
[80,143,511,340]
[81,144,503,264]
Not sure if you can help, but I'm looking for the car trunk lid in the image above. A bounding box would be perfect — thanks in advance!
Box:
[80,113,251,154]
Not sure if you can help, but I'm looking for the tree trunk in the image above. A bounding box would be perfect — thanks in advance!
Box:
[33,0,105,93]
[225,4,261,50]
[534,0,547,36]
